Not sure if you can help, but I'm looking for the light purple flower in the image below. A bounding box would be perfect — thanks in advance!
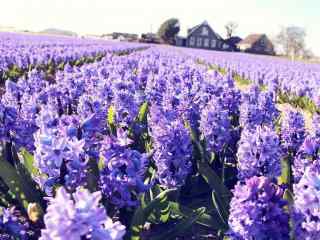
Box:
[228,176,289,240]
[40,187,125,240]
[293,164,320,239]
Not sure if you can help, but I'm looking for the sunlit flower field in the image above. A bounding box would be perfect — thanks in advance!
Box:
[1,32,320,239]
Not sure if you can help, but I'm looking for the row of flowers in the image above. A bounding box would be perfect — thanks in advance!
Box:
[1,41,320,239]
[0,32,146,83]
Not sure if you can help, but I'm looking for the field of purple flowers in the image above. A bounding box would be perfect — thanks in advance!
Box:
[1,32,320,239]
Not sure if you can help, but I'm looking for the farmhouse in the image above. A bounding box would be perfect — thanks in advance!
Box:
[175,21,232,51]
[237,34,275,55]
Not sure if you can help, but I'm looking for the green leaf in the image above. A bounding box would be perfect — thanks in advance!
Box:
[98,156,105,170]
[283,189,294,206]
[169,202,224,230]
[12,146,44,205]
[0,154,43,212]
[212,191,229,226]
[0,179,14,207]
[159,201,171,223]
[86,158,99,192]
[209,152,215,164]
[57,62,65,70]
[279,156,293,191]
[130,189,175,240]
[138,101,148,123]
[197,161,232,202]
[150,207,206,240]
[147,184,171,224]
[183,175,211,198]
[20,149,39,176]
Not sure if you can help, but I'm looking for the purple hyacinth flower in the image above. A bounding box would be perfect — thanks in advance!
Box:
[293,136,320,182]
[237,125,282,180]
[99,133,149,207]
[149,105,192,188]
[293,164,320,239]
[40,187,125,240]
[280,109,305,154]
[199,97,232,154]
[0,207,29,239]
[228,176,289,240]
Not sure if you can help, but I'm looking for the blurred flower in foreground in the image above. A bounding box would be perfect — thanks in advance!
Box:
[293,164,320,240]
[0,207,29,240]
[40,187,125,240]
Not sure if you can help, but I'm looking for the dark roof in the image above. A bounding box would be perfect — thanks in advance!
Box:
[187,21,223,40]
[225,36,242,46]
[187,21,207,35]
[238,34,265,45]
[187,25,200,33]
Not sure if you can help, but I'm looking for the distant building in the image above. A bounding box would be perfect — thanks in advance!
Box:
[84,34,102,39]
[175,36,186,47]
[175,21,232,51]
[237,34,275,55]
[225,36,242,51]
[102,32,138,42]
[139,33,161,44]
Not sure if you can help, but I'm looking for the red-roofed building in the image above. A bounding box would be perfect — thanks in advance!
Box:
[237,34,275,55]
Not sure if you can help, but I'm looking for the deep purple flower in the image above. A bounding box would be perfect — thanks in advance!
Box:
[237,125,282,180]
[149,105,192,188]
[240,86,279,129]
[199,97,232,154]
[0,207,29,240]
[112,85,140,127]
[281,109,305,153]
[99,131,149,207]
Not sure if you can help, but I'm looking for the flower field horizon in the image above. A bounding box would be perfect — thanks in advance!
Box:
[1,32,320,239]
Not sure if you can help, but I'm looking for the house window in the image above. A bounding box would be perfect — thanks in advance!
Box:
[189,37,195,46]
[204,38,209,47]
[202,27,209,36]
[211,39,216,48]
[223,43,229,49]
[260,38,266,46]
[197,38,202,47]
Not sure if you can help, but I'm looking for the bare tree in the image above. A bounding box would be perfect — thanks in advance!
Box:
[276,26,306,60]
[225,21,238,38]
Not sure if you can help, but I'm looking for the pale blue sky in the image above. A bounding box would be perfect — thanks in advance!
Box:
[0,0,319,55]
